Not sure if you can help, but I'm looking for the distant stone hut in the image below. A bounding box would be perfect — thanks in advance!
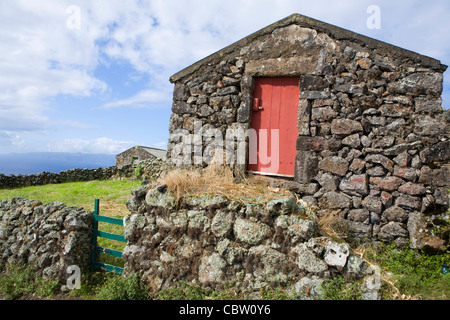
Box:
[116,146,166,167]
[166,14,449,250]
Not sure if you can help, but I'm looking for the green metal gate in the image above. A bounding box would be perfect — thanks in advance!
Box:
[91,199,127,274]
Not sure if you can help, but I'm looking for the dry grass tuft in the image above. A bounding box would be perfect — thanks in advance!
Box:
[317,209,349,240]
[157,162,292,204]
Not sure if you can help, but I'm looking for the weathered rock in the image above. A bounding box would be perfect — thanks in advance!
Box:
[198,253,226,284]
[331,119,364,135]
[378,222,408,240]
[366,166,386,177]
[297,136,341,151]
[342,133,361,148]
[382,206,409,223]
[347,221,372,235]
[123,214,146,240]
[248,245,287,281]
[415,97,443,113]
[185,194,228,208]
[372,136,395,148]
[172,100,194,114]
[414,115,443,136]
[316,172,339,192]
[407,211,446,251]
[345,255,369,279]
[349,158,366,174]
[319,192,352,209]
[319,156,349,176]
[398,182,426,196]
[282,215,319,242]
[393,152,411,167]
[419,140,450,164]
[145,188,176,210]
[324,241,350,269]
[396,194,422,211]
[197,105,215,117]
[339,174,369,196]
[233,218,270,245]
[297,99,311,135]
[217,239,246,265]
[291,276,324,299]
[362,196,382,214]
[187,210,211,232]
[292,243,328,273]
[311,106,337,122]
[211,210,234,238]
[394,166,418,182]
[372,176,404,191]
[295,151,318,183]
[365,154,394,172]
[266,196,298,215]
[348,209,370,223]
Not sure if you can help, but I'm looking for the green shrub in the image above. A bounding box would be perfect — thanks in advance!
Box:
[95,273,148,300]
[157,281,208,300]
[321,276,362,300]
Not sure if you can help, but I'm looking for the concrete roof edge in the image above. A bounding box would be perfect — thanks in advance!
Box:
[170,13,447,83]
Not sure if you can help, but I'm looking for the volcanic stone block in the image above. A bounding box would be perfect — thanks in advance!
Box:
[331,119,363,135]
[339,174,369,196]
[295,151,319,183]
[319,156,349,176]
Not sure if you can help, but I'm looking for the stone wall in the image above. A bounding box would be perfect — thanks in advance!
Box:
[122,185,380,299]
[166,16,449,250]
[0,197,92,281]
[0,158,166,189]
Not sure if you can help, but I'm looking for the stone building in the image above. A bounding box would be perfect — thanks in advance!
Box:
[166,14,449,250]
[116,146,166,167]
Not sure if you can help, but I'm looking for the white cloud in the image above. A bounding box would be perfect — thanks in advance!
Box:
[102,88,172,109]
[46,137,136,155]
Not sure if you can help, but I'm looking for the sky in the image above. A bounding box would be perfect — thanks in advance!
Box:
[0,0,449,156]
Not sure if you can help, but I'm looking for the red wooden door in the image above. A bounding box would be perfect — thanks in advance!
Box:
[248,77,299,176]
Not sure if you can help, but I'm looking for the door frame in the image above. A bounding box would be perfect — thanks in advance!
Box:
[241,75,300,179]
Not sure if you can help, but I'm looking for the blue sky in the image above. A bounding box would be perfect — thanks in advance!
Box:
[0,0,449,155]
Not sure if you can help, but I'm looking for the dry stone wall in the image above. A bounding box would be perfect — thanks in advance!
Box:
[0,158,166,189]
[122,185,380,299]
[167,18,449,251]
[0,197,92,281]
